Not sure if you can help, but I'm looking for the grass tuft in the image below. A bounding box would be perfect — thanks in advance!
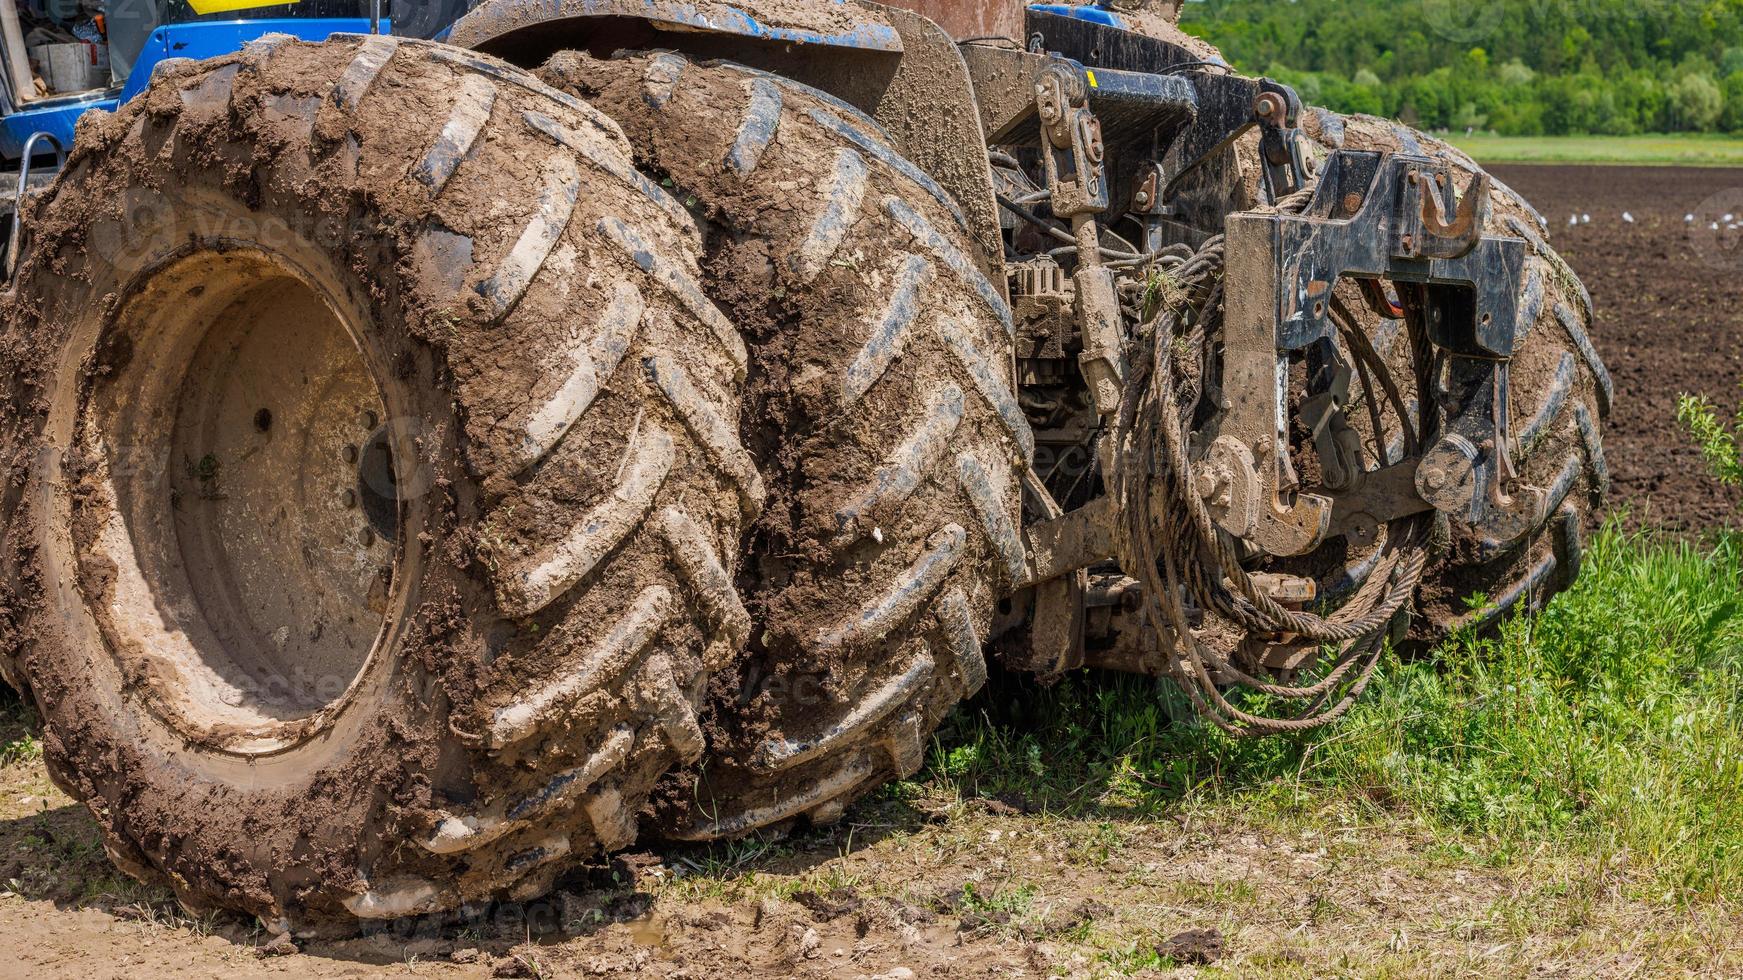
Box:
[0,688,39,769]
[923,523,1743,904]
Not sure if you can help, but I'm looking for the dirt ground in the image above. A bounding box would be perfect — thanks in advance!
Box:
[1490,164,1743,534]
[5,727,1741,979]
[5,165,1743,977]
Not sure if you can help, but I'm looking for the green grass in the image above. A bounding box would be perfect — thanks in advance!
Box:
[0,687,38,768]
[1446,132,1743,166]
[922,523,1743,904]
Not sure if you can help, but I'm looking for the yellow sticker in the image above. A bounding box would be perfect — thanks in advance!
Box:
[1086,70,1098,88]
[187,0,298,14]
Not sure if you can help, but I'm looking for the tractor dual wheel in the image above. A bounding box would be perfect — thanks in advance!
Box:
[0,35,753,932]
[542,51,1026,841]
[1296,111,1612,640]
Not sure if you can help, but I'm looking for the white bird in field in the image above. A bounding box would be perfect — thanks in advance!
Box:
[1568,214,1578,226]
[1581,213,1592,224]
[1727,213,1737,222]
[1622,212,1634,223]
[1687,214,1697,222]
[1713,222,1722,231]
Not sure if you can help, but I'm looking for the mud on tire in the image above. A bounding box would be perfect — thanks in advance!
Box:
[541,51,1027,840]
[1299,111,1611,639]
[0,35,753,931]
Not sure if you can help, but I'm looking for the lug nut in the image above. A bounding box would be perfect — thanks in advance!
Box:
[342,444,358,464]
[341,489,356,509]
[359,410,378,430]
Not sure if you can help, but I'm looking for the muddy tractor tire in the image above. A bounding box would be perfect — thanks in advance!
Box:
[0,36,756,932]
[1299,111,1612,639]
[542,52,1026,840]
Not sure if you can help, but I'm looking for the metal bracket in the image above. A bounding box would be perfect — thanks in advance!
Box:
[1035,61,1108,217]
[1031,60,1127,419]
[1163,74,1306,206]
[1416,341,1542,540]
[1253,81,1308,202]
[1216,149,1536,556]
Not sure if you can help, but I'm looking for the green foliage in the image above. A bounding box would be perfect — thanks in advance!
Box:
[1181,0,1743,136]
[1447,132,1743,166]
[1677,390,1743,487]
[928,525,1743,900]
[0,689,40,768]
[1671,73,1725,131]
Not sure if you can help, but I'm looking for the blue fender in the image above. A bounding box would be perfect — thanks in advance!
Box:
[446,0,902,55]
[1028,4,1125,29]
[119,18,382,102]
[0,91,113,162]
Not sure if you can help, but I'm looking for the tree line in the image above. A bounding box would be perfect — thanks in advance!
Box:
[1177,0,1743,135]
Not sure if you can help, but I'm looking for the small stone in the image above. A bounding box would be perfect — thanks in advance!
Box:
[799,927,821,959]
[449,948,481,964]
[253,933,297,958]
[886,969,916,980]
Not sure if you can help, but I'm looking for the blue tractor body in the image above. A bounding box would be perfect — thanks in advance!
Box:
[0,1,1131,162]
[1,16,371,161]
[2,17,378,163]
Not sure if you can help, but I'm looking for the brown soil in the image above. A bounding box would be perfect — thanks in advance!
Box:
[4,731,1740,978]
[1489,164,1743,534]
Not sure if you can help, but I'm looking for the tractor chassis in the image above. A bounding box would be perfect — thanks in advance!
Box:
[982,13,1541,674]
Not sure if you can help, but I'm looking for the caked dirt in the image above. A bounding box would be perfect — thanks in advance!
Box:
[1489,164,1743,534]
[0,36,765,932]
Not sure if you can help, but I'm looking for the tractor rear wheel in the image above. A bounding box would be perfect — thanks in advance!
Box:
[0,35,752,932]
[542,51,1026,841]
[1297,111,1611,638]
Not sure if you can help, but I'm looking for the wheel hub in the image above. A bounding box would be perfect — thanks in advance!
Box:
[78,247,404,747]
